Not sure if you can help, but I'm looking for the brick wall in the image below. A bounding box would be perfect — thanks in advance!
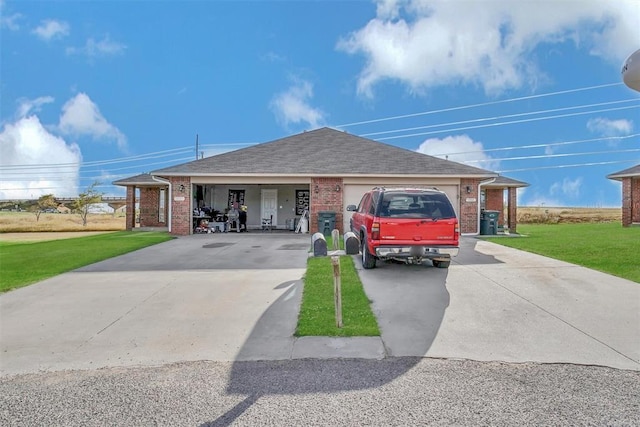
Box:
[139,187,162,227]
[485,188,504,225]
[459,178,481,234]
[633,178,640,224]
[125,186,136,231]
[170,177,192,235]
[310,177,344,234]
[621,177,640,227]
[508,188,518,233]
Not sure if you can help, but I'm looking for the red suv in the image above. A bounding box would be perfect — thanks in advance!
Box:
[347,187,460,269]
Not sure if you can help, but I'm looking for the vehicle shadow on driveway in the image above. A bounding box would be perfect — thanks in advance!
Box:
[356,259,451,357]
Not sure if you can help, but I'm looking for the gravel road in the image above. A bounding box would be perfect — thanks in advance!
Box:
[1,358,638,426]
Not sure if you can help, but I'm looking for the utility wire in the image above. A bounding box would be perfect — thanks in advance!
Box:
[361,99,638,137]
[464,148,640,164]
[497,159,640,173]
[430,134,639,156]
[377,104,639,140]
[337,82,625,128]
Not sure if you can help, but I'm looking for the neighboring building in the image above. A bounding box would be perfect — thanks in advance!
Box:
[114,127,528,235]
[607,164,640,227]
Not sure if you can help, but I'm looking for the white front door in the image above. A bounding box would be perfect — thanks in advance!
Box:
[261,189,278,227]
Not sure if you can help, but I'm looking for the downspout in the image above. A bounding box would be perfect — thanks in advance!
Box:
[151,176,171,233]
[476,177,496,235]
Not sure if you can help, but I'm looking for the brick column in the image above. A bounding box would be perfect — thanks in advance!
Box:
[310,177,344,234]
[459,178,481,234]
[125,186,136,231]
[622,177,640,227]
[169,177,191,235]
[632,178,640,225]
[508,187,517,233]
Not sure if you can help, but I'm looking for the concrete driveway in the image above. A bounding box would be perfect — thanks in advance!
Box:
[0,233,310,375]
[358,237,640,371]
[1,233,638,376]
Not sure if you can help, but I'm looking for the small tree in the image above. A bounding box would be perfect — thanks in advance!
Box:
[30,194,58,222]
[73,182,103,226]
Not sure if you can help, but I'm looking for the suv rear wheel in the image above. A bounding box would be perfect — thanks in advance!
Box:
[432,260,450,269]
[361,236,377,269]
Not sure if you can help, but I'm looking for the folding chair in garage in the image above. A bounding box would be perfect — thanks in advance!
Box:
[261,215,273,232]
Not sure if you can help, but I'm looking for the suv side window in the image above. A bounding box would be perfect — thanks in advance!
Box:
[357,194,371,214]
[369,191,379,215]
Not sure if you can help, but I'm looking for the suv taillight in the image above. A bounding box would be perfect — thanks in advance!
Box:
[371,222,380,240]
[454,223,460,240]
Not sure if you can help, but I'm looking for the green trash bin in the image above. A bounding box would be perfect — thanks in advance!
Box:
[480,210,500,235]
[318,211,336,236]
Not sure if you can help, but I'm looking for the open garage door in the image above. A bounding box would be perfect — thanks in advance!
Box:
[343,183,460,233]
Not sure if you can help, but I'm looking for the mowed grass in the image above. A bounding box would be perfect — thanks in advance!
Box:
[0,231,174,292]
[297,256,380,337]
[484,223,640,283]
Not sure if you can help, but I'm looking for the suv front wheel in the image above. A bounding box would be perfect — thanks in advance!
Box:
[361,235,377,269]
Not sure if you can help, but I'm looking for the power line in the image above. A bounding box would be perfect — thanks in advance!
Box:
[496,159,640,173]
[0,142,252,171]
[463,148,640,164]
[361,99,638,138]
[429,134,639,157]
[336,82,625,128]
[377,104,639,140]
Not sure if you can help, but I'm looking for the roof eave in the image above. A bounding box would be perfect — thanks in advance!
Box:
[150,172,498,178]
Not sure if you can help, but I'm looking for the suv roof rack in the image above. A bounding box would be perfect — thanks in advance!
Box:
[374,187,444,193]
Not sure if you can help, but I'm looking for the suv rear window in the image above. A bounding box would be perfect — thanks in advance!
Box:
[378,192,455,219]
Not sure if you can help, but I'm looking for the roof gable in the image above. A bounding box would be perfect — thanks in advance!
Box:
[151,127,496,177]
[607,164,640,180]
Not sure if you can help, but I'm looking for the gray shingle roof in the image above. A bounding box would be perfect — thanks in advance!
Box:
[113,173,166,186]
[484,175,529,188]
[607,164,640,180]
[151,127,496,177]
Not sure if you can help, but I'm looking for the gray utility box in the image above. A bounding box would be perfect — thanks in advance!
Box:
[318,211,337,236]
[480,210,500,235]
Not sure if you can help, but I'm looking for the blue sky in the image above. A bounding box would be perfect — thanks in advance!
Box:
[1,0,639,207]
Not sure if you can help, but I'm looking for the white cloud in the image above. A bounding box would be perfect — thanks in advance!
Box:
[586,117,633,136]
[32,19,69,41]
[270,78,325,130]
[66,35,126,58]
[550,176,583,199]
[338,0,640,97]
[59,93,127,150]
[522,195,563,207]
[416,134,499,171]
[17,96,55,118]
[1,12,22,31]
[0,115,81,199]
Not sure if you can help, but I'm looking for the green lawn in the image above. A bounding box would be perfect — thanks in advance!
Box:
[484,223,640,283]
[296,255,380,337]
[0,231,174,292]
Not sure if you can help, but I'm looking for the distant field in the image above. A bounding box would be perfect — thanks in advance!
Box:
[517,206,621,224]
[0,207,623,235]
[0,212,126,233]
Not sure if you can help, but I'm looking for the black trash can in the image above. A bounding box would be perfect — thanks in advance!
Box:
[480,210,500,235]
[318,211,336,236]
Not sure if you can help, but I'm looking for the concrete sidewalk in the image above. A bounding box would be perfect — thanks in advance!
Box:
[1,234,638,376]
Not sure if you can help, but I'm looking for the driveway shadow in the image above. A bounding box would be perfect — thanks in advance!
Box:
[356,258,451,357]
[454,237,504,266]
[205,250,454,425]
